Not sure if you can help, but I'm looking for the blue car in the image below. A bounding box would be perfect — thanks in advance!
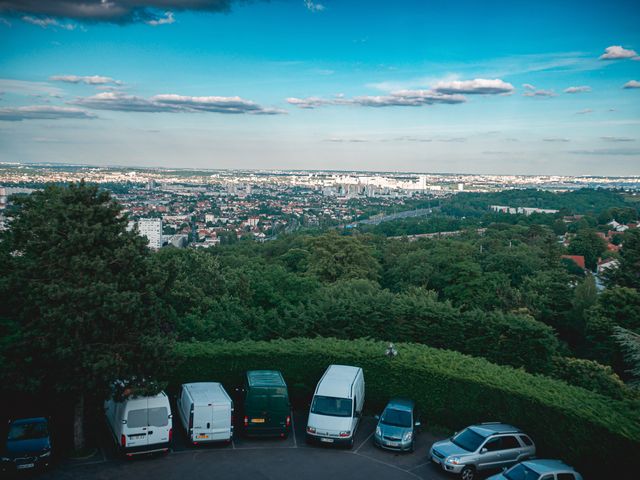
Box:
[374,398,421,452]
[487,459,583,480]
[1,417,53,473]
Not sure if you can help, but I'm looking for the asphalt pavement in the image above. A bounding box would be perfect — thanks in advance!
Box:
[37,413,498,480]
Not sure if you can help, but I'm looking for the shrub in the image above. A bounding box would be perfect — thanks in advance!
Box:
[550,356,632,399]
[172,338,640,478]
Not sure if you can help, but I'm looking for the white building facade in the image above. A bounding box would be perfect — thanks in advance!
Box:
[138,218,163,249]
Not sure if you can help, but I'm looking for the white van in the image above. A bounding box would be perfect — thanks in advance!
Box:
[177,382,234,445]
[104,391,172,456]
[305,365,365,448]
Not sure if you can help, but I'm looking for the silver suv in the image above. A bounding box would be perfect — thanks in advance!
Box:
[429,422,536,480]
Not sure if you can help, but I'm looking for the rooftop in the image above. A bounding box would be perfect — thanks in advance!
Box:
[469,423,521,437]
[247,370,286,388]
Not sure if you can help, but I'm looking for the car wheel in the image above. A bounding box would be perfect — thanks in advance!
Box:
[460,466,475,480]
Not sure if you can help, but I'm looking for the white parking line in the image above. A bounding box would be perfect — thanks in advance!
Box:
[67,459,108,467]
[353,451,423,480]
[354,431,374,453]
[408,460,432,471]
[290,411,298,448]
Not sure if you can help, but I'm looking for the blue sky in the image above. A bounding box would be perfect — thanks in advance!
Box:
[0,0,639,175]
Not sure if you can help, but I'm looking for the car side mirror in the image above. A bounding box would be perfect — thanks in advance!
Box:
[121,419,127,424]
[415,421,421,428]
[374,415,380,420]
[480,448,488,454]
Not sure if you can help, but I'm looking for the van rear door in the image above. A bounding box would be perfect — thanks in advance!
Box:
[146,404,170,447]
[124,401,150,449]
[193,405,212,440]
[211,402,231,440]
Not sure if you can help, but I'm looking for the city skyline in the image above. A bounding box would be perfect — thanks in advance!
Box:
[1,0,639,175]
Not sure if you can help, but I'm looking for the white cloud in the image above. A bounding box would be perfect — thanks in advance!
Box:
[304,1,325,12]
[50,75,119,85]
[623,80,640,89]
[0,105,94,121]
[564,86,591,94]
[543,138,570,142]
[432,78,514,95]
[576,109,593,115]
[599,45,638,60]
[0,78,63,96]
[22,15,75,30]
[601,136,635,142]
[286,97,335,109]
[73,91,286,115]
[146,12,175,26]
[522,84,555,97]
[287,90,466,109]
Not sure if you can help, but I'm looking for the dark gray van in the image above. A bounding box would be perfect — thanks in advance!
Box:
[239,370,291,437]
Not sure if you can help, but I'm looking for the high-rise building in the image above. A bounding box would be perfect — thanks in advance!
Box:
[138,218,163,249]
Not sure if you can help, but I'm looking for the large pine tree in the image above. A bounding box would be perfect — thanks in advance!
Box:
[0,182,173,451]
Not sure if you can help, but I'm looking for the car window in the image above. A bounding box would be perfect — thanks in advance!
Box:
[148,407,169,427]
[451,428,485,452]
[311,395,353,417]
[557,474,575,480]
[503,463,540,480]
[127,409,148,428]
[519,435,533,446]
[483,437,502,451]
[539,475,554,480]
[8,422,49,441]
[502,435,520,449]
[380,408,412,428]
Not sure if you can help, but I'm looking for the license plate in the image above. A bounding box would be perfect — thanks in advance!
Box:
[130,434,146,439]
[251,418,265,423]
[197,434,209,439]
[387,441,399,447]
[320,438,334,443]
[17,464,35,470]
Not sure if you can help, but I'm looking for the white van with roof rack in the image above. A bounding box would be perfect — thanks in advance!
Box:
[305,364,364,449]
[177,382,233,445]
[104,391,172,457]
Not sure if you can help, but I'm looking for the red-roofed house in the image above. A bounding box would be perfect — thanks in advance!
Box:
[561,255,586,269]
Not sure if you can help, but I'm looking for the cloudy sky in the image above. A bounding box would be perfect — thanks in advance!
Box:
[0,0,639,175]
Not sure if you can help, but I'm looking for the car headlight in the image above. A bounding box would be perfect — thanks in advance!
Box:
[375,426,381,437]
[403,431,413,442]
[1,457,11,462]
[446,456,462,465]
[40,450,51,458]
[306,426,316,434]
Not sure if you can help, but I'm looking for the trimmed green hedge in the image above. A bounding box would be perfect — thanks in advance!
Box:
[172,338,640,478]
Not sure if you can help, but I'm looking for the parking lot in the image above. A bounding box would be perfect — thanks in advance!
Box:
[40,413,499,480]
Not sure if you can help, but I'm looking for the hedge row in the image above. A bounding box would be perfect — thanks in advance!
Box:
[172,338,640,479]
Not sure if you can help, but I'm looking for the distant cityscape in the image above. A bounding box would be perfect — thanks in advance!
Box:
[2,162,639,249]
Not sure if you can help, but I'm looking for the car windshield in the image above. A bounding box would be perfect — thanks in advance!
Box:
[380,408,412,428]
[311,395,352,417]
[8,422,48,441]
[504,463,540,480]
[451,428,485,452]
